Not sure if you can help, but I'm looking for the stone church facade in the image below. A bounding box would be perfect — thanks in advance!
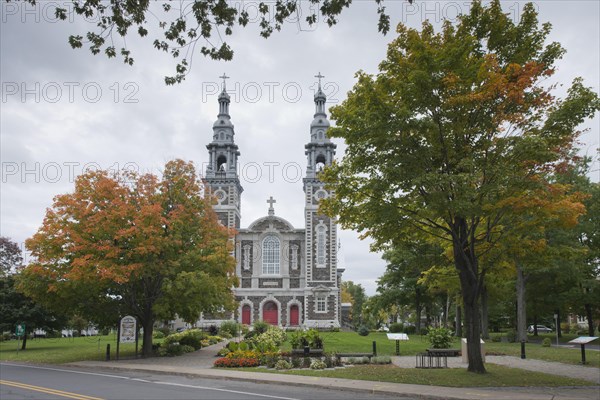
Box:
[200,75,342,328]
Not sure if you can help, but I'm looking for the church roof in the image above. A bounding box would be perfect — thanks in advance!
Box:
[247,215,296,231]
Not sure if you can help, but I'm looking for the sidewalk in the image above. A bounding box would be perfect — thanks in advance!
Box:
[68,342,600,400]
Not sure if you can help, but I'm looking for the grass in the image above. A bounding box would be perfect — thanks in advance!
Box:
[281,331,432,355]
[0,335,139,364]
[239,364,594,387]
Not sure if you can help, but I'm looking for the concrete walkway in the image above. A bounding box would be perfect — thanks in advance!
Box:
[66,343,600,400]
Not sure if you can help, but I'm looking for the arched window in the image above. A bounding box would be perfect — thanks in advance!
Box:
[217,155,227,171]
[315,154,326,172]
[316,225,326,267]
[262,236,280,275]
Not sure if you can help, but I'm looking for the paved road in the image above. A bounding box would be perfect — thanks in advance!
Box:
[0,363,411,400]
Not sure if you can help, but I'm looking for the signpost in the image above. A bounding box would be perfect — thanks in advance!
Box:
[386,333,409,355]
[568,336,598,365]
[15,324,25,353]
[117,316,137,360]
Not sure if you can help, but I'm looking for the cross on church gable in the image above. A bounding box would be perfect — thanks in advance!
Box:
[267,196,276,216]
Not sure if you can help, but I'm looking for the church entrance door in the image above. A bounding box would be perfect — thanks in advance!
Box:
[263,301,278,325]
[242,305,251,325]
[289,305,299,326]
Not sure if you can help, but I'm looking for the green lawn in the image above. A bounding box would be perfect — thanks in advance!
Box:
[282,331,433,355]
[0,335,139,364]
[240,364,594,387]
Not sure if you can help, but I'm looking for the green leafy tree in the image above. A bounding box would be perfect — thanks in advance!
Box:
[19,159,237,356]
[19,0,397,84]
[321,1,599,372]
[340,281,366,327]
[0,236,23,277]
[0,237,67,349]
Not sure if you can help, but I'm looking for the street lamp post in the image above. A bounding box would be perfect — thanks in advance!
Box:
[554,313,559,347]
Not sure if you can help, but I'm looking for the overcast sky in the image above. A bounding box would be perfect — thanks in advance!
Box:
[1,1,598,295]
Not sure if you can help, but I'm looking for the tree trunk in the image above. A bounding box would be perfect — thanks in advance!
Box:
[556,309,562,338]
[415,288,422,335]
[453,218,485,373]
[455,302,462,337]
[480,284,489,340]
[585,303,594,337]
[140,303,155,357]
[533,314,538,336]
[444,294,450,328]
[516,265,527,342]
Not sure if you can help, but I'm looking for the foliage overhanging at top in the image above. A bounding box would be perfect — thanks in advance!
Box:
[19,0,395,84]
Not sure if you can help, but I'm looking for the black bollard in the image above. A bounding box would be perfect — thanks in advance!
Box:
[372,341,377,357]
[304,346,310,356]
[106,344,111,361]
[520,340,526,359]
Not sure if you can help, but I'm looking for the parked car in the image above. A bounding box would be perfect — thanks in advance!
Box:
[527,325,552,333]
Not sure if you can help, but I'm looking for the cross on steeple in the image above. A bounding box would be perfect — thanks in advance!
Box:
[315,72,324,89]
[267,196,276,216]
[219,73,230,91]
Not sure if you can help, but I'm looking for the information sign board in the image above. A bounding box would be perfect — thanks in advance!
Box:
[119,316,136,343]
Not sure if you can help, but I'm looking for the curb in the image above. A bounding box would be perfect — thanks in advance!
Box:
[64,361,597,400]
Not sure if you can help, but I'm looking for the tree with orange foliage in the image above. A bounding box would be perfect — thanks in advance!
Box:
[19,159,236,356]
[320,1,599,373]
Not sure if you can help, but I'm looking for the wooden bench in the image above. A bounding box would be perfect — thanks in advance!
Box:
[291,348,324,356]
[426,349,460,357]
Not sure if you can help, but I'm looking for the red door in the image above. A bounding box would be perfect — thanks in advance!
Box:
[289,305,299,326]
[263,301,278,325]
[242,305,251,325]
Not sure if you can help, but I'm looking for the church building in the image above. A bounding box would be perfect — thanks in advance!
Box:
[200,74,342,328]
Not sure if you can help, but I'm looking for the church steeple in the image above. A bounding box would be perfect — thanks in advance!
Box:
[205,74,242,229]
[305,72,336,179]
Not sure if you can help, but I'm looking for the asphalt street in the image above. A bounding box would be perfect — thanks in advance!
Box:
[0,363,415,400]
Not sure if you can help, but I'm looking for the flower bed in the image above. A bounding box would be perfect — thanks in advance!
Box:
[214,357,260,368]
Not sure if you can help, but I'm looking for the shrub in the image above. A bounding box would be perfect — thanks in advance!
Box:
[506,330,517,343]
[260,351,281,368]
[491,335,501,342]
[542,338,552,347]
[152,330,165,339]
[207,325,219,335]
[219,332,232,339]
[404,325,416,335]
[427,327,453,349]
[371,356,392,364]
[227,342,239,351]
[219,321,241,337]
[389,323,404,333]
[207,335,222,345]
[330,327,340,332]
[179,335,202,350]
[165,343,185,356]
[291,357,302,369]
[217,347,231,357]
[181,345,195,353]
[310,360,327,370]
[303,357,311,368]
[252,320,270,334]
[357,326,370,336]
[214,357,259,368]
[157,326,172,337]
[275,359,292,370]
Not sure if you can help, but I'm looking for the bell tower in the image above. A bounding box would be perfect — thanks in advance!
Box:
[303,73,339,327]
[205,74,242,229]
